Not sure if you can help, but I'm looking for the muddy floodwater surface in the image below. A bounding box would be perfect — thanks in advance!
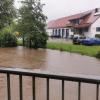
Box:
[0,46,100,100]
[0,46,100,75]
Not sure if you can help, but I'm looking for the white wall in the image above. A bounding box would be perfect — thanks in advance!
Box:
[47,29,53,36]
[83,27,91,37]
[69,29,74,36]
[89,17,100,37]
[47,28,74,37]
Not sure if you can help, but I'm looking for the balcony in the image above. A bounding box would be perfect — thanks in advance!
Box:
[0,68,100,100]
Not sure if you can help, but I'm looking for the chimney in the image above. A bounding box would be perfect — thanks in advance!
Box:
[95,8,99,13]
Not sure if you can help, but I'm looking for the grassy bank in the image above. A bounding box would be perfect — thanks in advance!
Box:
[17,39,23,46]
[17,39,100,58]
[47,42,100,58]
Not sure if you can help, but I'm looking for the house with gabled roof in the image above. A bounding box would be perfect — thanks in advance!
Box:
[47,8,100,38]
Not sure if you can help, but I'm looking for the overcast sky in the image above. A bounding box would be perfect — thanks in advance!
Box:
[15,0,100,21]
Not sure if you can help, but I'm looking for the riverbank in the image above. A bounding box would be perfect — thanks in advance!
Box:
[47,42,100,59]
[17,39,100,59]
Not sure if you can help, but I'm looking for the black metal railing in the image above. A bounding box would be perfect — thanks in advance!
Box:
[0,68,100,100]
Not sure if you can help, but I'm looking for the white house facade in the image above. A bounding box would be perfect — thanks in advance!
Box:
[47,28,73,38]
[47,8,100,38]
[89,17,100,37]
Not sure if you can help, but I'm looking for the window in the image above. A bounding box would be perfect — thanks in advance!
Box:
[71,29,74,32]
[62,29,65,38]
[58,29,61,36]
[96,27,100,32]
[55,29,57,35]
[84,27,89,32]
[70,19,80,25]
[53,29,55,35]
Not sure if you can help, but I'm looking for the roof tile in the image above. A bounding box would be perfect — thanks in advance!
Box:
[47,9,100,29]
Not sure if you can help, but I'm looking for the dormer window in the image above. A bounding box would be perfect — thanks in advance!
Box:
[70,19,80,25]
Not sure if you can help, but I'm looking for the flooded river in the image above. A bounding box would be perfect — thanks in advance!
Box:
[0,46,100,100]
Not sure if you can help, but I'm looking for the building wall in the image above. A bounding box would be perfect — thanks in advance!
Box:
[83,27,91,37]
[88,17,100,38]
[69,29,74,36]
[47,28,74,38]
[46,29,53,36]
[81,17,100,38]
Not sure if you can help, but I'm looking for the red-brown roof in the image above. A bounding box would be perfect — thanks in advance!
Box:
[47,9,100,29]
[47,17,70,29]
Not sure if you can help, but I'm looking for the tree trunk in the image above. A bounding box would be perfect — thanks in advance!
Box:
[29,38,32,48]
[23,35,25,46]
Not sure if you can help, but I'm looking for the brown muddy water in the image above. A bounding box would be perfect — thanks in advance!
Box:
[0,46,100,100]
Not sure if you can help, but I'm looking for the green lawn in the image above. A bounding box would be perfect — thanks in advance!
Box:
[47,42,100,58]
[17,39,23,46]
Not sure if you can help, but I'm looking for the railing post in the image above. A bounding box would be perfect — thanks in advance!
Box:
[19,75,23,100]
[32,76,35,100]
[7,73,11,100]
[78,82,81,100]
[62,80,64,100]
[47,78,49,100]
[96,83,99,100]
[1,68,100,100]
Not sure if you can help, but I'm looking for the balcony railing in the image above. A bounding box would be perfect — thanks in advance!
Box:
[0,68,100,100]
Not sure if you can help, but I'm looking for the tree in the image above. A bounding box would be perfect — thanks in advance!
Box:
[18,0,48,48]
[0,0,16,30]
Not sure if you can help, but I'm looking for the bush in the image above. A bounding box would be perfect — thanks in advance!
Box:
[24,32,48,49]
[96,51,100,59]
[95,34,100,39]
[0,27,17,47]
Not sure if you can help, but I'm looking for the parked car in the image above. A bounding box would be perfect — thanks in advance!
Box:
[95,38,100,45]
[73,35,86,44]
[82,38,100,45]
[68,35,74,39]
